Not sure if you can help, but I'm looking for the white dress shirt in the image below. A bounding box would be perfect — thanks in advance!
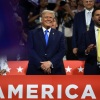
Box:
[85,9,94,26]
[42,27,51,37]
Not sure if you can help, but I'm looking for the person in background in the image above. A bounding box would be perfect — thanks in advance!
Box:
[95,0,100,8]
[58,1,79,60]
[26,10,66,75]
[28,0,61,30]
[51,18,58,29]
[0,56,8,75]
[72,0,95,60]
[77,0,84,12]
[81,7,100,75]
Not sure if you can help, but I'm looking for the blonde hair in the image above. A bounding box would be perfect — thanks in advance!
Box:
[41,10,55,18]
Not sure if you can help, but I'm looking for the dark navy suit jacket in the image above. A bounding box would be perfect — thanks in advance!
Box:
[81,29,100,75]
[26,28,66,75]
[72,10,94,59]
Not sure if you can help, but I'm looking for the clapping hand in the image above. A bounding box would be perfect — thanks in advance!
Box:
[0,69,6,75]
[85,44,96,54]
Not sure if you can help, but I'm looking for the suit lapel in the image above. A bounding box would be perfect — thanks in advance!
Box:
[47,29,55,48]
[83,11,87,30]
[38,28,46,47]
[81,11,87,31]
[91,29,96,44]
[88,29,96,45]
[89,29,96,55]
[90,19,94,30]
[38,28,56,49]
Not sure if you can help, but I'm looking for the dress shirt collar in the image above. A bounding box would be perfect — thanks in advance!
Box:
[95,26,99,31]
[95,26,100,32]
[42,27,51,34]
[85,8,94,14]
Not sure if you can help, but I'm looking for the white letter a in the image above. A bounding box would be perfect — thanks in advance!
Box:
[81,85,96,99]
[0,87,5,98]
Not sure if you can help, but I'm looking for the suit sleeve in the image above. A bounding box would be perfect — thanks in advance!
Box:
[28,32,42,68]
[50,32,66,67]
[77,32,86,56]
[72,13,79,48]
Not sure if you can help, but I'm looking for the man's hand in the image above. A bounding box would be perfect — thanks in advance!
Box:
[85,44,96,54]
[73,48,78,55]
[45,68,51,74]
[40,61,52,74]
[0,69,6,75]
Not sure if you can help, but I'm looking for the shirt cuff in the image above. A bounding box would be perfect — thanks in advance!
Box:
[85,50,89,55]
[50,62,53,68]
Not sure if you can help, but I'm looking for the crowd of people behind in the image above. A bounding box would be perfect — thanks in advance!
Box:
[0,0,100,75]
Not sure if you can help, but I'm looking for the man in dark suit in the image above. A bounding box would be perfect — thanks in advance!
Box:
[72,0,95,60]
[81,7,100,75]
[26,10,66,75]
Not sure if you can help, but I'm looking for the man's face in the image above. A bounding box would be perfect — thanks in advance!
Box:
[51,19,58,29]
[83,0,94,10]
[41,12,54,29]
[92,10,100,27]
